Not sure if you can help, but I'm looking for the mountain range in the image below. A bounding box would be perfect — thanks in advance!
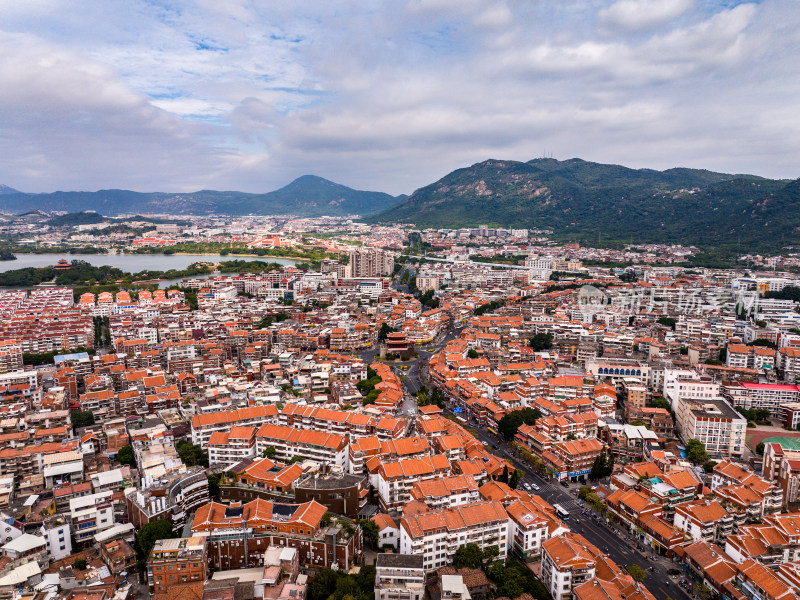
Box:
[0,175,402,218]
[3,158,799,251]
[370,158,800,250]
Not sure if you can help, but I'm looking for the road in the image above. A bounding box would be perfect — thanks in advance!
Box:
[471,427,693,600]
[362,268,691,600]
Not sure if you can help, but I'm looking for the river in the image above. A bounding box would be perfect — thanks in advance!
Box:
[0,253,300,288]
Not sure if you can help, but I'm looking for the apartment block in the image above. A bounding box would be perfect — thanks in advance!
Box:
[147,536,207,593]
[399,501,509,572]
[374,553,425,600]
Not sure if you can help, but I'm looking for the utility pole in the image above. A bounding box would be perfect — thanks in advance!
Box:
[243,518,249,568]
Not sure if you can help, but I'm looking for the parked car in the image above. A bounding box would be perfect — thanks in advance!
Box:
[668,569,681,576]
[560,481,570,488]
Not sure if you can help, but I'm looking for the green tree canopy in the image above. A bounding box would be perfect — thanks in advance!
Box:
[176,439,209,468]
[485,558,550,600]
[657,317,677,330]
[529,332,554,351]
[453,543,484,569]
[308,566,375,600]
[377,323,397,342]
[116,445,135,466]
[135,519,175,561]
[207,473,221,499]
[627,564,648,582]
[589,448,615,480]
[70,409,95,428]
[651,397,671,411]
[685,439,710,464]
[498,407,542,440]
[361,520,379,548]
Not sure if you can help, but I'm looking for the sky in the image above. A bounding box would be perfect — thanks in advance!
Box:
[1,0,799,196]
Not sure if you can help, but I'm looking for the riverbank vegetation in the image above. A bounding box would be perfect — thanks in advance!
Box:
[0,258,298,289]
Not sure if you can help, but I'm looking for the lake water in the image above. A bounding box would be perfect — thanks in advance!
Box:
[0,253,300,288]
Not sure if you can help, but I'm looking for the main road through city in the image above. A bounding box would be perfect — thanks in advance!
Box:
[361,270,692,600]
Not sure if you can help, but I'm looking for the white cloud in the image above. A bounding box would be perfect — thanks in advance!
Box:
[0,0,797,197]
[599,0,693,31]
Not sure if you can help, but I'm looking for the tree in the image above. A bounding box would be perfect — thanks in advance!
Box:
[756,441,766,456]
[657,316,677,330]
[685,439,709,465]
[207,473,221,499]
[697,584,714,600]
[116,445,135,466]
[361,519,379,549]
[308,565,374,600]
[467,348,479,359]
[703,460,717,473]
[751,338,777,349]
[263,446,277,459]
[308,569,341,600]
[498,570,525,599]
[589,448,615,480]
[529,332,554,351]
[509,469,521,489]
[627,564,648,582]
[70,409,95,428]
[498,407,542,440]
[378,323,396,342]
[72,558,87,570]
[482,545,499,565]
[135,519,175,562]
[485,558,550,600]
[499,465,509,484]
[651,397,671,411]
[453,543,484,569]
[176,440,209,468]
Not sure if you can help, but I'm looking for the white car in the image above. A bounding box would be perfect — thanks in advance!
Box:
[523,483,532,491]
[531,483,540,491]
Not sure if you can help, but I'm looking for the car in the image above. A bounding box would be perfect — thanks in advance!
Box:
[523,483,532,491]
[560,481,569,488]
[531,483,540,491]
[668,569,681,576]
[492,444,499,450]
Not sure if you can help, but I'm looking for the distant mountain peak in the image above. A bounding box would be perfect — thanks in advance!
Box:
[0,184,20,195]
[0,176,403,218]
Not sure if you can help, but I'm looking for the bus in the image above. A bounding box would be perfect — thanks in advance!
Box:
[488,427,499,437]
[553,504,570,521]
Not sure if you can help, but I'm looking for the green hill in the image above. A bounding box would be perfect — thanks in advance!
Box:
[370,158,798,250]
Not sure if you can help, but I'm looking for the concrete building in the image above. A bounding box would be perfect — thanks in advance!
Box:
[541,533,600,600]
[374,553,425,600]
[294,472,368,518]
[346,248,395,278]
[147,536,207,594]
[399,501,508,572]
[675,397,746,457]
[69,491,115,547]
